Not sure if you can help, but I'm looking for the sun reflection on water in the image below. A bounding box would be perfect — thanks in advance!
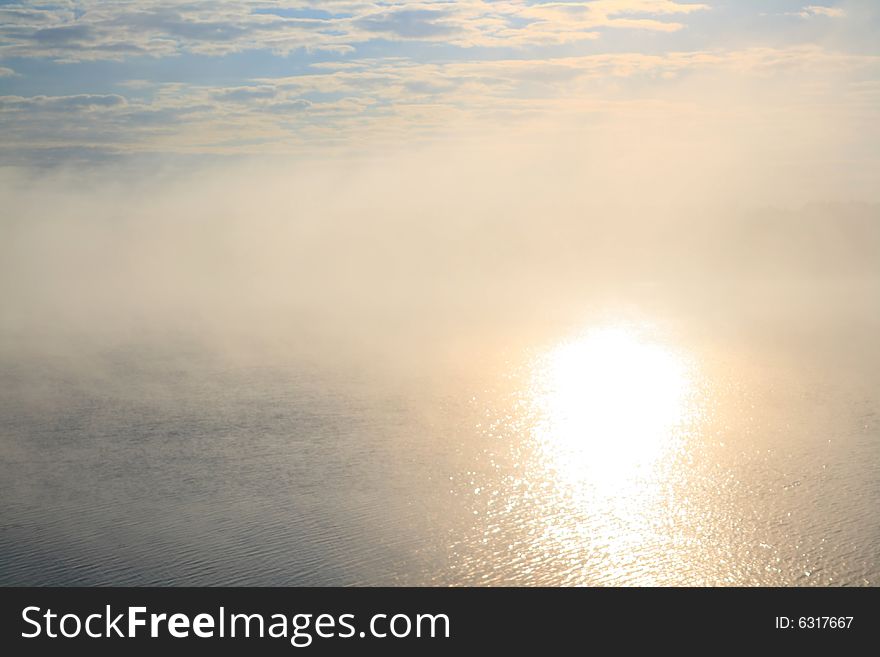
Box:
[510,323,707,584]
[450,321,717,585]
[531,324,698,492]
[452,319,871,586]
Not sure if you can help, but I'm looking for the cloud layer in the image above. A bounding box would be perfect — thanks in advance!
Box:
[0,1,710,61]
[0,0,877,188]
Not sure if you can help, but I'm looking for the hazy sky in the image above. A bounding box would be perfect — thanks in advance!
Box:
[0,1,877,185]
[1,1,878,376]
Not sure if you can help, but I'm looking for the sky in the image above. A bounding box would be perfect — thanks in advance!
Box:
[1,1,879,372]
[0,0,878,190]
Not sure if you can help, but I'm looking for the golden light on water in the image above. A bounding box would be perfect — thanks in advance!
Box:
[531,324,697,492]
[457,320,862,586]
[486,323,708,585]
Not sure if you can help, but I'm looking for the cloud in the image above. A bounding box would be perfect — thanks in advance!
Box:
[216,86,279,102]
[0,1,711,61]
[799,5,846,19]
[355,8,460,39]
[2,44,877,176]
[0,3,875,179]
[267,99,312,113]
[32,23,94,44]
[510,0,710,41]
[0,93,127,111]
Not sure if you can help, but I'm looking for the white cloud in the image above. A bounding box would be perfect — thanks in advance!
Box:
[0,1,710,61]
[0,93,127,110]
[799,6,846,19]
[2,45,876,161]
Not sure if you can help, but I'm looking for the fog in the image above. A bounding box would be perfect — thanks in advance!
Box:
[1,119,879,381]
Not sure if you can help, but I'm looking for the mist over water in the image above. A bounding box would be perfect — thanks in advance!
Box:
[1,139,878,585]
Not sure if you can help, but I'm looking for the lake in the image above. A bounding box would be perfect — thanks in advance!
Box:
[1,305,877,586]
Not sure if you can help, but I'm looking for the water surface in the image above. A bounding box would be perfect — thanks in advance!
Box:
[1,312,878,586]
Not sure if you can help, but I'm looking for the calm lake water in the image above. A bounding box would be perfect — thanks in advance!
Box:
[1,311,878,586]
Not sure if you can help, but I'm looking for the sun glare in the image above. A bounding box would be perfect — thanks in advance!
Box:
[532,325,694,490]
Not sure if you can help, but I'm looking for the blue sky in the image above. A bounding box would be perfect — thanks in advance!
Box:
[0,1,877,167]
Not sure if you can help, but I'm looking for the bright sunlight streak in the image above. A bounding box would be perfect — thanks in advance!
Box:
[532,325,695,489]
